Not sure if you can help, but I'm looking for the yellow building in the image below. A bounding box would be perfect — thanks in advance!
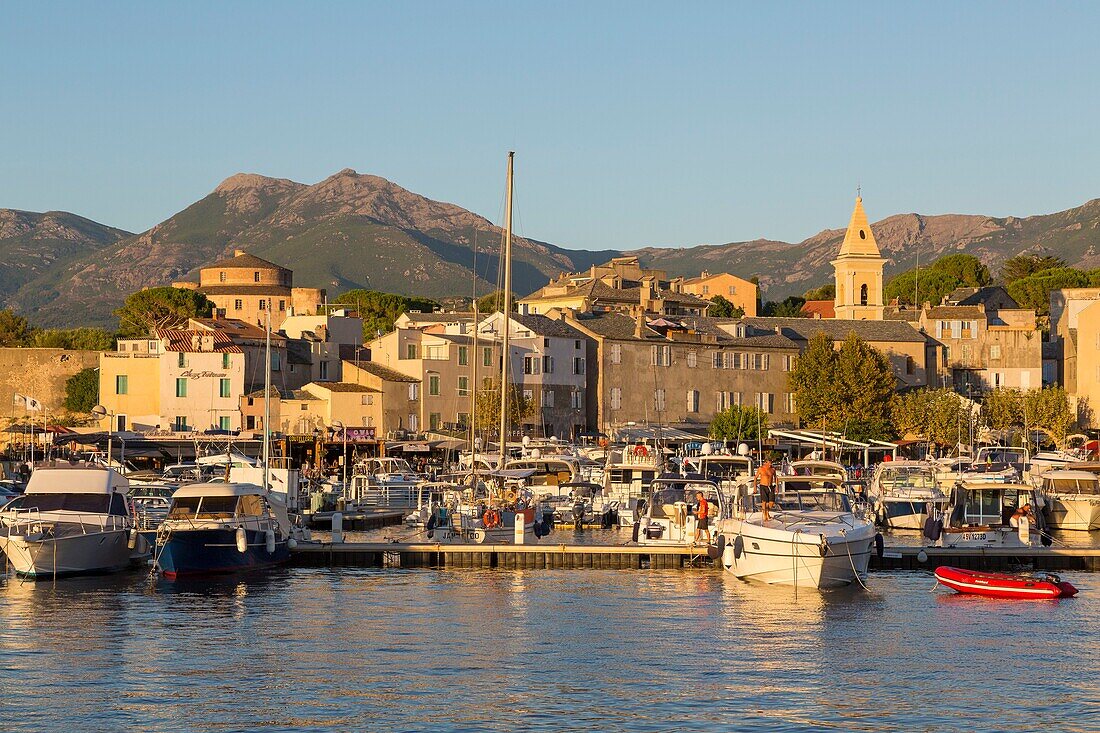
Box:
[681,271,758,316]
[832,197,886,321]
[1070,299,1100,427]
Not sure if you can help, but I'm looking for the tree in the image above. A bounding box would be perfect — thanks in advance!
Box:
[707,295,744,318]
[63,368,99,412]
[473,379,537,436]
[884,269,962,307]
[32,327,116,350]
[0,308,32,346]
[710,404,768,442]
[929,254,991,287]
[1023,386,1075,447]
[1001,254,1066,285]
[1006,267,1091,314]
[114,287,214,337]
[475,290,515,314]
[802,283,835,301]
[762,296,806,317]
[788,331,895,440]
[333,289,440,340]
[981,388,1023,433]
[892,389,970,448]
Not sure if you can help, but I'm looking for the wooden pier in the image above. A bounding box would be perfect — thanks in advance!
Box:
[292,541,1100,572]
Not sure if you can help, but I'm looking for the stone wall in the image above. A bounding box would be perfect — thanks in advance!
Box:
[0,348,100,414]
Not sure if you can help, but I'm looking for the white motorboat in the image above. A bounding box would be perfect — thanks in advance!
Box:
[424,478,543,544]
[716,475,877,588]
[1039,470,1100,531]
[0,463,147,578]
[683,452,755,496]
[867,460,947,529]
[503,455,581,487]
[634,476,724,546]
[929,481,1048,548]
[602,443,663,526]
[788,459,847,481]
[346,457,426,510]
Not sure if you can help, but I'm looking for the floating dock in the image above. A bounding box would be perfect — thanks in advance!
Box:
[291,541,1100,571]
[302,509,405,531]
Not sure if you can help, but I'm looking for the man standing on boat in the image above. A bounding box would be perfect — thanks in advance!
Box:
[694,490,711,546]
[756,460,776,522]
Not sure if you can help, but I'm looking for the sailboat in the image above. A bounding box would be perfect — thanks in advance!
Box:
[427,152,542,544]
[150,311,298,578]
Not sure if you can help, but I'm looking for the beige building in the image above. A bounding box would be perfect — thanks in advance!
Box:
[175,250,325,329]
[682,271,758,317]
[560,311,800,433]
[99,328,245,433]
[832,196,886,321]
[279,311,364,383]
[1050,287,1100,426]
[241,381,386,437]
[519,256,711,317]
[367,327,500,433]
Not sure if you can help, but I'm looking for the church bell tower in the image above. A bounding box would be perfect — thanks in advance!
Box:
[832,195,885,320]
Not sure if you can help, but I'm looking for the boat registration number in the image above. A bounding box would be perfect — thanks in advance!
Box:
[961,532,990,542]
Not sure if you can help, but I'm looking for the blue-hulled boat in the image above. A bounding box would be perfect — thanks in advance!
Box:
[152,482,294,579]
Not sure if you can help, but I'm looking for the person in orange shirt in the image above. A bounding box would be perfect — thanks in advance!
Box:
[756,460,777,522]
[694,490,711,545]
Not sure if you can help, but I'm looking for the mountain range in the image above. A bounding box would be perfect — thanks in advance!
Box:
[2,169,1099,327]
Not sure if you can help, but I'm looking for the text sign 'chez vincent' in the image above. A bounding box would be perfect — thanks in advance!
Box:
[179,370,227,379]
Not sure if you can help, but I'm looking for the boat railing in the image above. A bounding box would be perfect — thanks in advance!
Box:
[1,507,129,536]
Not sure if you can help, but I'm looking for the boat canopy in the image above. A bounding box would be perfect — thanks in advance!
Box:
[25,464,129,495]
[172,482,266,498]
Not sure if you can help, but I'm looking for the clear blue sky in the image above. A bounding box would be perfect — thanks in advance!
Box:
[3,1,1099,250]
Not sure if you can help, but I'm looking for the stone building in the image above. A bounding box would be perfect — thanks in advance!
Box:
[478,312,590,439]
[1050,287,1100,426]
[560,311,800,433]
[174,250,325,329]
[0,348,99,418]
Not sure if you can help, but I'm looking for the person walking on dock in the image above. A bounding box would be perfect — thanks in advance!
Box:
[694,491,711,546]
[756,460,776,522]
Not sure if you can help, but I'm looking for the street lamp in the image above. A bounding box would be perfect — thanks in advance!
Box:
[332,420,348,489]
[91,404,122,469]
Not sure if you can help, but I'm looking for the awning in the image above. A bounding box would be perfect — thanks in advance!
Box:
[612,425,709,442]
[400,443,432,453]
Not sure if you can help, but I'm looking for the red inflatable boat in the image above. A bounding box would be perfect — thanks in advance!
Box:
[935,566,1078,599]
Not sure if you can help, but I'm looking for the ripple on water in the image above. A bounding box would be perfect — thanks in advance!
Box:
[0,567,1096,732]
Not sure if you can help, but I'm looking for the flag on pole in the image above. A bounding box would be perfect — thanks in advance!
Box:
[25,396,43,412]
[12,393,27,409]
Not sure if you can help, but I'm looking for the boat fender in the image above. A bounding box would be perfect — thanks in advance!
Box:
[235,526,248,553]
[733,534,744,560]
[1041,531,1053,547]
[707,535,724,560]
[1034,493,1045,510]
[819,534,829,558]
[128,528,139,550]
[631,521,640,543]
[722,542,736,570]
[288,538,298,550]
[922,516,942,542]
[426,513,438,532]
[874,533,885,558]
[265,528,276,554]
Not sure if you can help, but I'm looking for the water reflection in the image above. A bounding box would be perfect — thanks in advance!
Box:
[0,568,1096,732]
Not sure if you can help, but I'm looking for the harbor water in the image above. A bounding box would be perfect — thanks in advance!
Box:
[0,566,1096,732]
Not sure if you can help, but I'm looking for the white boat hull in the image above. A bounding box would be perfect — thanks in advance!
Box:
[0,528,133,578]
[1044,496,1100,531]
[717,517,875,589]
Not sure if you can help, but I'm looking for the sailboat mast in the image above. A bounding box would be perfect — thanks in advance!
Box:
[262,307,272,491]
[471,297,479,481]
[498,151,515,466]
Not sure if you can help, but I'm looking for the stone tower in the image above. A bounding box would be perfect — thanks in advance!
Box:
[832,196,885,320]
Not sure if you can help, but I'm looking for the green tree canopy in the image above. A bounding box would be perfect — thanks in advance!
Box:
[1000,254,1066,285]
[473,379,537,436]
[710,404,768,442]
[114,287,214,337]
[802,283,835,301]
[788,331,895,440]
[333,289,441,340]
[32,328,116,350]
[475,290,515,314]
[884,268,963,307]
[1006,267,1091,314]
[980,386,1076,448]
[707,295,744,318]
[929,254,992,287]
[892,389,971,447]
[63,367,99,413]
[0,308,32,346]
[762,296,806,317]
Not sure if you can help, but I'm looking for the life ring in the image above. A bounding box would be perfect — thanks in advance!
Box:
[598,437,609,448]
[633,445,649,458]
[503,489,518,504]
[482,509,501,529]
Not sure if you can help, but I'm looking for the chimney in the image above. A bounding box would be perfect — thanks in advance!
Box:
[635,312,646,338]
[701,270,710,278]
[234,248,247,257]
[190,333,201,351]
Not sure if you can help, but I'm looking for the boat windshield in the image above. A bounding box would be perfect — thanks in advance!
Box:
[776,491,851,513]
[1044,477,1100,495]
[695,459,751,478]
[13,492,127,515]
[879,467,935,490]
[650,484,718,507]
[167,495,250,520]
